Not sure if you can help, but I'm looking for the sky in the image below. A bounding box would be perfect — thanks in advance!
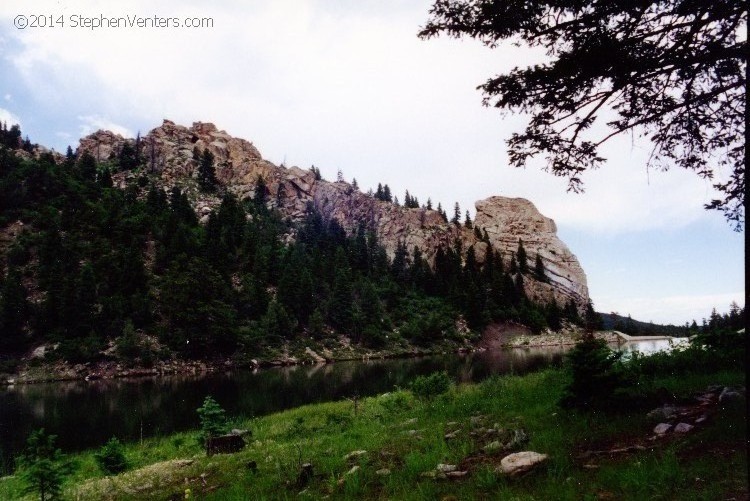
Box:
[0,0,744,325]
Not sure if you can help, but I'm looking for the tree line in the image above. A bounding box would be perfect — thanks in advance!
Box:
[1,126,586,367]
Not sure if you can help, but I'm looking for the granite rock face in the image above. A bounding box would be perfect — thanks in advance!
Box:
[77,120,589,309]
[474,197,589,308]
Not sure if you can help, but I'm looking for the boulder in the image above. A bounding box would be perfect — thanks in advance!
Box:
[230,429,251,437]
[436,464,457,473]
[647,405,678,421]
[344,450,367,462]
[653,423,672,435]
[497,451,549,476]
[719,387,742,403]
[674,423,694,433]
[205,434,245,456]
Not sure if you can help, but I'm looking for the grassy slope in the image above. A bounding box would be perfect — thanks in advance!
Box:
[1,368,745,500]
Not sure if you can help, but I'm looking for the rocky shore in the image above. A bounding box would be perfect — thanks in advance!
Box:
[2,340,481,386]
[4,328,633,386]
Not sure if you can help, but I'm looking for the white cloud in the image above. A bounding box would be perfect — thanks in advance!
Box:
[77,115,133,139]
[0,0,724,235]
[0,107,21,127]
[0,0,742,326]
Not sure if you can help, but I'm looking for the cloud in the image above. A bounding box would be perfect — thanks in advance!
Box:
[0,0,741,328]
[0,107,21,127]
[77,115,133,139]
[3,94,10,101]
[5,1,722,234]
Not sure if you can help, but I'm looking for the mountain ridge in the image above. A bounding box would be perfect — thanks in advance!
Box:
[76,119,590,310]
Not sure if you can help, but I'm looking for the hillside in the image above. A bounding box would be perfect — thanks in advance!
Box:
[0,121,592,377]
[598,312,689,337]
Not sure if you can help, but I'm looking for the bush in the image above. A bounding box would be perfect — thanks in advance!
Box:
[94,437,128,475]
[378,391,412,413]
[362,324,387,348]
[410,371,452,400]
[560,334,626,410]
[400,312,453,346]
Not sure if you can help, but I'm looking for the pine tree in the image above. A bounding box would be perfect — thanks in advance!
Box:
[426,198,433,210]
[18,429,70,501]
[546,298,563,331]
[76,152,98,181]
[252,175,268,212]
[534,253,546,282]
[436,202,447,222]
[309,165,321,180]
[452,202,461,225]
[262,300,297,339]
[308,307,327,339]
[391,241,409,283]
[197,396,227,443]
[464,210,473,228]
[382,184,392,202]
[198,149,218,192]
[0,266,28,349]
[98,168,113,188]
[517,239,528,273]
[328,249,354,331]
[118,142,139,170]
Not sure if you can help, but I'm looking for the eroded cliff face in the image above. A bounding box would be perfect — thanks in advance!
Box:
[474,197,589,308]
[77,120,589,308]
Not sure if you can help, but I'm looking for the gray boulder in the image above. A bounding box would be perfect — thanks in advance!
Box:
[497,451,548,476]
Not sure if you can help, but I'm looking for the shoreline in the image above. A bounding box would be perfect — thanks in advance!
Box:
[2,329,669,386]
[2,344,484,386]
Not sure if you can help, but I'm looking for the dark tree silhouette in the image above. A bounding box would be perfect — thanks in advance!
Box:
[420,1,746,227]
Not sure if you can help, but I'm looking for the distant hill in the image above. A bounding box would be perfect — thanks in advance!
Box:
[598,312,689,337]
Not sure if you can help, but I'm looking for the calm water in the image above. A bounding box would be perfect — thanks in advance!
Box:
[0,339,675,473]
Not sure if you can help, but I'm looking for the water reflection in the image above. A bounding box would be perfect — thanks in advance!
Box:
[0,347,565,473]
[0,338,681,473]
[615,337,690,356]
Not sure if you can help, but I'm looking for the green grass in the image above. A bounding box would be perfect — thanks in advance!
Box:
[0,367,745,500]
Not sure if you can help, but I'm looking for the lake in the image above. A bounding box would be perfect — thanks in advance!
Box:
[0,338,678,473]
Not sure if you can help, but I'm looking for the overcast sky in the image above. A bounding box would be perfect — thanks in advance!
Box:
[0,0,744,325]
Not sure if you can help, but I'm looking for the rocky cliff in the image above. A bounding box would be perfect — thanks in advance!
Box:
[77,120,589,309]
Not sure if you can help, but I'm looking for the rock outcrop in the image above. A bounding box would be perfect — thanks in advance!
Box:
[76,120,589,309]
[475,197,589,307]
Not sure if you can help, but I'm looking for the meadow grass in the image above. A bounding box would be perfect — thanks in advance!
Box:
[0,367,745,500]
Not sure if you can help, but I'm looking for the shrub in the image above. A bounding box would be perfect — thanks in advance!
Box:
[94,437,128,475]
[560,334,626,410]
[378,391,412,413]
[410,371,452,400]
